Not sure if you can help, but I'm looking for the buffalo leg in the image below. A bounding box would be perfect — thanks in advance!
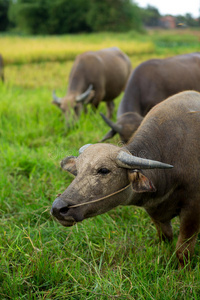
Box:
[152,219,173,242]
[176,207,200,268]
[106,101,115,119]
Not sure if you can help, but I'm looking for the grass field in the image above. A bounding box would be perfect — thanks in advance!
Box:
[1,29,200,299]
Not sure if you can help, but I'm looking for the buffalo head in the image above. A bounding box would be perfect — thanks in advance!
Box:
[51,143,172,227]
[52,84,95,122]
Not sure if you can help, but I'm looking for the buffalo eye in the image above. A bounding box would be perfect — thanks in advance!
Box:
[97,168,111,175]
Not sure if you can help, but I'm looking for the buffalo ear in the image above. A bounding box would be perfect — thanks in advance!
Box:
[128,170,156,193]
[60,156,77,176]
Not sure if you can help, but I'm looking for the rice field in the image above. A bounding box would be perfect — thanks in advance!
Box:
[1,29,200,299]
[1,33,155,65]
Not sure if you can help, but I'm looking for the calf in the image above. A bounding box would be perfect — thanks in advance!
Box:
[51,91,200,267]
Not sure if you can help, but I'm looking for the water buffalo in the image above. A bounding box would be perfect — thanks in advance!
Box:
[0,54,4,82]
[52,47,132,121]
[51,90,200,267]
[101,52,200,143]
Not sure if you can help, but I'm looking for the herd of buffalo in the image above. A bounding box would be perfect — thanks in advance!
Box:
[2,48,200,268]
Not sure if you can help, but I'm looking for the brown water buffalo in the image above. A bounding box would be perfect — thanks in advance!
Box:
[0,54,4,82]
[51,90,200,267]
[101,52,200,143]
[52,47,132,121]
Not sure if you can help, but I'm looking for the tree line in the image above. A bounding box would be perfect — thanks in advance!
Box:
[0,0,199,34]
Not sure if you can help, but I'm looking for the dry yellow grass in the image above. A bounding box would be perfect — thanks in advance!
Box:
[0,35,155,64]
[6,55,165,89]
[1,33,155,89]
[6,61,73,89]
[3,29,199,89]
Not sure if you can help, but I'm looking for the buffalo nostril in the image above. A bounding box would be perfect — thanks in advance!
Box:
[51,197,70,220]
[59,206,69,215]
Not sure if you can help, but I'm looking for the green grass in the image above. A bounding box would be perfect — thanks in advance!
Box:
[1,29,200,299]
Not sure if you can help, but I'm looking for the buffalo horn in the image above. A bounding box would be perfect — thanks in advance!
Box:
[79,144,93,155]
[100,129,116,142]
[100,113,122,133]
[116,151,173,169]
[76,84,93,103]
[52,90,61,104]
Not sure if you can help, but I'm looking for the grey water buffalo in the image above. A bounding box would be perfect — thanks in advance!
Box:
[52,47,132,121]
[51,90,200,267]
[0,54,4,82]
[101,52,200,143]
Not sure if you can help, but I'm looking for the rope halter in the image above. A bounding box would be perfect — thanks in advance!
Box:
[68,183,131,208]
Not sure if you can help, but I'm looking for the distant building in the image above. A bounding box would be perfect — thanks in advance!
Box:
[159,16,176,29]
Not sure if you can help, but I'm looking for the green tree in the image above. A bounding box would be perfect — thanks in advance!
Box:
[8,0,143,34]
[185,13,199,27]
[87,0,142,32]
[47,0,91,34]
[9,0,91,34]
[0,0,10,31]
[140,5,160,27]
[9,0,49,34]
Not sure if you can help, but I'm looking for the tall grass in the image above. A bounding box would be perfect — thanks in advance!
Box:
[1,30,200,66]
[1,30,200,299]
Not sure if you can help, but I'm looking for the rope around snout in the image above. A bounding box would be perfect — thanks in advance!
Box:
[68,183,131,208]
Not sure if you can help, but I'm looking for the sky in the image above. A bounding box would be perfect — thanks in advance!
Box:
[136,0,200,18]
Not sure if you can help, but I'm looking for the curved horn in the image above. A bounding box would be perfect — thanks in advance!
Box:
[100,113,123,133]
[52,90,61,104]
[100,129,116,142]
[116,151,173,170]
[79,144,93,155]
[76,84,93,103]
